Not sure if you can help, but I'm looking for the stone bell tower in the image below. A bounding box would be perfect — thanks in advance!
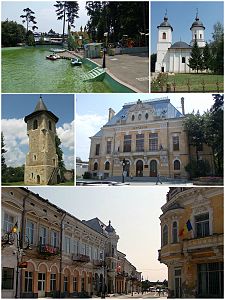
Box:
[24,96,59,185]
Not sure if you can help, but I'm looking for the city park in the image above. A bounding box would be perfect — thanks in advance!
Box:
[1,1,149,93]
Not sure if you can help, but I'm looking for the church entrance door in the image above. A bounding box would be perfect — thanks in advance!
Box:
[136,160,143,177]
[150,160,157,177]
[37,175,40,184]
[161,67,164,72]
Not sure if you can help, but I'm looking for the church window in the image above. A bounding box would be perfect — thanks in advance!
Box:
[105,161,110,170]
[93,162,98,171]
[131,115,135,121]
[182,57,185,63]
[33,120,38,130]
[195,34,197,39]
[173,136,179,151]
[138,113,142,120]
[95,144,100,155]
[174,160,181,170]
[200,34,202,39]
[136,134,144,152]
[49,121,52,130]
[162,32,166,39]
[145,113,149,120]
[34,155,37,161]
[123,135,131,152]
[149,133,158,151]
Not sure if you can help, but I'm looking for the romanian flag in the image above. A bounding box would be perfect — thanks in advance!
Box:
[179,220,193,237]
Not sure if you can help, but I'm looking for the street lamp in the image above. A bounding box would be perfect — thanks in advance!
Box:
[2,224,32,298]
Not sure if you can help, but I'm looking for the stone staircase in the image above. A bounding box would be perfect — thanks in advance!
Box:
[83,67,106,82]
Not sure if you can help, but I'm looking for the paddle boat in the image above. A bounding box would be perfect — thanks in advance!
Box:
[46,54,60,60]
[71,57,82,66]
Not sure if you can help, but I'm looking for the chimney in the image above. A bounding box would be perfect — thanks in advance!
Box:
[181,97,185,115]
[108,108,115,121]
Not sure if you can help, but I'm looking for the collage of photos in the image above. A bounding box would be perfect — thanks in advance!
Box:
[1,1,224,300]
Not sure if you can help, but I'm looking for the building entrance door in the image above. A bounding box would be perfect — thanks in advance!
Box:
[38,273,46,298]
[136,160,143,177]
[161,67,164,72]
[174,269,182,298]
[150,160,157,177]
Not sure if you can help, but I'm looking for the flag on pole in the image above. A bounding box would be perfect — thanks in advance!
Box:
[179,219,193,237]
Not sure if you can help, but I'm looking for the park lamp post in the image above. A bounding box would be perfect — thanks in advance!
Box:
[2,223,32,298]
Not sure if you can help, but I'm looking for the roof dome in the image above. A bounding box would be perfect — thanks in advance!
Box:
[170,41,191,49]
[190,15,205,30]
[157,15,173,31]
[105,220,115,233]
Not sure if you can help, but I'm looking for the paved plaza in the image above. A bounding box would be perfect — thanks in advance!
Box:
[91,53,149,93]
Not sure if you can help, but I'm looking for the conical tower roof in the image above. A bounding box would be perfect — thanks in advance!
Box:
[157,13,173,31]
[190,13,205,30]
[24,96,59,123]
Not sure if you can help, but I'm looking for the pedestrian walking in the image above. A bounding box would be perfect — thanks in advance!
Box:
[156,172,163,185]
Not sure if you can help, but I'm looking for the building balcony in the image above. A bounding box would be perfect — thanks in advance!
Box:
[116,271,129,278]
[92,259,103,267]
[183,233,224,253]
[72,254,90,263]
[38,244,59,256]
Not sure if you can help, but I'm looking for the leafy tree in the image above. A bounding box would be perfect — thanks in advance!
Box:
[1,20,26,47]
[20,8,38,32]
[3,165,25,183]
[202,42,211,71]
[67,33,76,50]
[188,40,203,73]
[26,30,35,46]
[1,132,7,178]
[185,159,211,179]
[54,1,79,42]
[210,22,224,74]
[55,135,66,180]
[204,94,223,175]
[151,53,157,72]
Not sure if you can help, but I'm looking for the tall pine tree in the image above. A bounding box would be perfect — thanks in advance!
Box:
[202,42,211,72]
[188,40,203,73]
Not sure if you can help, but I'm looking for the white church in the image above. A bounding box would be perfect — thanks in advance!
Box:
[155,12,206,73]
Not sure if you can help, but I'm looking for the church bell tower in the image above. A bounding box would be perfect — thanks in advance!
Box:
[190,11,206,47]
[24,96,59,185]
[155,12,173,73]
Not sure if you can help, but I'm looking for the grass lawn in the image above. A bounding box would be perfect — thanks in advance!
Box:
[151,73,224,92]
[2,181,74,186]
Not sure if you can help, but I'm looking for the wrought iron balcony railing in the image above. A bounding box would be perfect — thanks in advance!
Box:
[39,244,59,256]
[72,254,90,263]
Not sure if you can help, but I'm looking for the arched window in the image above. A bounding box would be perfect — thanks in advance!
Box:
[105,161,110,170]
[93,162,98,171]
[33,119,38,130]
[162,224,168,246]
[49,121,52,130]
[172,221,178,243]
[174,160,181,170]
[162,32,166,39]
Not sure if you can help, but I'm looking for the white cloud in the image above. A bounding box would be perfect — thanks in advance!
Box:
[75,113,108,161]
[1,118,28,167]
[57,120,74,151]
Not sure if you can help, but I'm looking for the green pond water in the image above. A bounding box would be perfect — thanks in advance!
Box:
[2,46,112,93]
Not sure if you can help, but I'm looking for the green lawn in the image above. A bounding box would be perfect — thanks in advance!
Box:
[2,181,74,186]
[151,73,224,92]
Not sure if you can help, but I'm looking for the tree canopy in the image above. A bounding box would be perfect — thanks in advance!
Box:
[20,7,38,32]
[1,20,26,47]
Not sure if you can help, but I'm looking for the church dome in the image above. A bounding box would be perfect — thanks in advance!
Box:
[190,16,205,30]
[157,15,173,31]
[170,41,191,49]
[105,220,115,233]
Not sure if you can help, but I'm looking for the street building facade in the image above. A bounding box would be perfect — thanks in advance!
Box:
[1,187,141,298]
[24,96,59,185]
[155,12,206,73]
[88,97,213,180]
[158,187,224,298]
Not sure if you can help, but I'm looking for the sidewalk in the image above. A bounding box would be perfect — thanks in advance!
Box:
[91,53,149,93]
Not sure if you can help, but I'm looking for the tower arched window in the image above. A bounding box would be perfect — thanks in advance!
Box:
[33,120,38,130]
[105,161,110,170]
[162,224,168,246]
[162,32,166,39]
[93,162,98,171]
[174,160,181,170]
[49,121,52,131]
[172,221,178,243]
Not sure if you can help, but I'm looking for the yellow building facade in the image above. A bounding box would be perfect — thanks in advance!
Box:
[89,98,213,180]
[159,187,223,298]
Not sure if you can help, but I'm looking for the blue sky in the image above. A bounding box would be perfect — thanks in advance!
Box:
[76,93,215,161]
[29,185,169,281]
[2,94,74,126]
[151,1,224,53]
[1,94,74,169]
[1,1,89,33]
